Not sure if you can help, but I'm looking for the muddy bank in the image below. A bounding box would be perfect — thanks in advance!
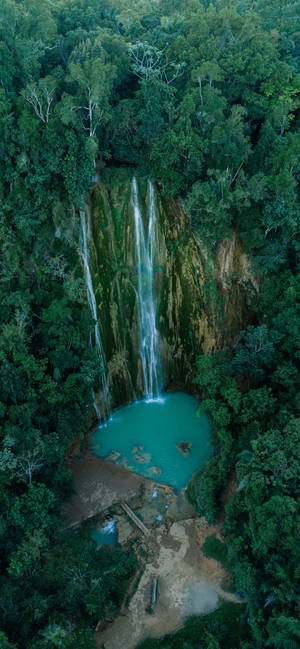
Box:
[63,456,145,526]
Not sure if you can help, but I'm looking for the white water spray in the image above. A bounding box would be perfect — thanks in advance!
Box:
[102,518,117,534]
[132,178,162,401]
[80,205,111,419]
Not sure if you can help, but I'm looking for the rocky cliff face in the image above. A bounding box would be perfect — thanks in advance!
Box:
[82,168,256,410]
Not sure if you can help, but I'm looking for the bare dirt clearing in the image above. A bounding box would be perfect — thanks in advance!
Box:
[96,517,239,649]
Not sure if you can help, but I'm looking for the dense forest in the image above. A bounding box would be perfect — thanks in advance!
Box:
[0,0,299,648]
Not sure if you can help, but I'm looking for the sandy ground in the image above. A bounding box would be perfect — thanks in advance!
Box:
[96,517,236,649]
[63,456,144,526]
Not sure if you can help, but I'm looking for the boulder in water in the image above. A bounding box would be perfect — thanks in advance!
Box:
[176,441,192,456]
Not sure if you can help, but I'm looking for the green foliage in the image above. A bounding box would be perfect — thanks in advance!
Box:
[0,2,135,646]
[202,536,229,571]
[193,270,300,646]
[0,632,18,649]
[43,528,136,625]
[135,602,249,649]
[228,325,278,384]
[0,1,299,648]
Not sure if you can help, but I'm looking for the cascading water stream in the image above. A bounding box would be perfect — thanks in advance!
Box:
[132,178,162,401]
[80,205,111,419]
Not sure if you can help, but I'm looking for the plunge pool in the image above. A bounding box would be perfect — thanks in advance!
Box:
[92,392,212,491]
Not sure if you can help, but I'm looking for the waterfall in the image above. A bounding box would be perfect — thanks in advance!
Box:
[80,205,111,419]
[132,178,162,401]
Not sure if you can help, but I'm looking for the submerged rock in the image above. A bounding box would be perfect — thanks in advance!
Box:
[132,445,144,454]
[147,465,162,476]
[108,450,121,461]
[120,457,134,471]
[133,452,151,464]
[176,441,192,456]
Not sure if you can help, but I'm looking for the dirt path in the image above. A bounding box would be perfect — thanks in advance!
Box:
[215,586,247,604]
[96,518,240,649]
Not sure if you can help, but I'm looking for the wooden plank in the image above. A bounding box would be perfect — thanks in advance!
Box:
[121,501,151,536]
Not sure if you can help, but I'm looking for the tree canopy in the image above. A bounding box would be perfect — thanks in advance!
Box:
[0,0,299,647]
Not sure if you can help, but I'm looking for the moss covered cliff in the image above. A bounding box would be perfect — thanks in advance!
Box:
[81,168,256,409]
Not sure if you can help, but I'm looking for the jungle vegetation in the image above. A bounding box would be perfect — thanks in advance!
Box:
[0,0,299,647]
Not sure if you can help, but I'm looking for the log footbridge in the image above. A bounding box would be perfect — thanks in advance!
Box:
[121,501,151,536]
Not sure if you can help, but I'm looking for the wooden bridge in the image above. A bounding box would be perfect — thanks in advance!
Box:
[121,501,151,536]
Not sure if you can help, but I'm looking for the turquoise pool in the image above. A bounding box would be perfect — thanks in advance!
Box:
[91,519,118,548]
[92,392,212,491]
